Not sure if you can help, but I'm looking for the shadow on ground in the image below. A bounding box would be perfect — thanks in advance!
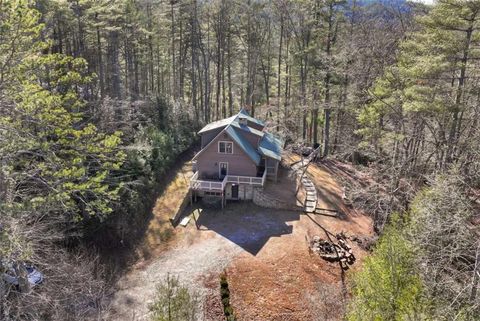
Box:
[194,202,301,255]
[87,145,199,275]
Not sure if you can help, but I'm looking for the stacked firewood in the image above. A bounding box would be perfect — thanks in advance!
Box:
[309,233,356,270]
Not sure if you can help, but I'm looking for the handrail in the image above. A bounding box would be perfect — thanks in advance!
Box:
[225,173,265,186]
[191,171,266,191]
[190,171,199,187]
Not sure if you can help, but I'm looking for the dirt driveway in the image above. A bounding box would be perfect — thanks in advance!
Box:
[108,204,371,320]
[107,156,373,321]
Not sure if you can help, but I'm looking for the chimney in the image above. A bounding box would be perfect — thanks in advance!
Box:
[239,117,247,126]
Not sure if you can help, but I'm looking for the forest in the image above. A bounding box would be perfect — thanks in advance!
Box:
[0,0,479,320]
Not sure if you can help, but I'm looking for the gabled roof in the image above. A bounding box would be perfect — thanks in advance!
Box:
[258,132,284,161]
[238,108,265,127]
[197,108,265,134]
[231,121,264,137]
[225,126,261,165]
[192,124,262,166]
[194,109,283,165]
[198,115,237,134]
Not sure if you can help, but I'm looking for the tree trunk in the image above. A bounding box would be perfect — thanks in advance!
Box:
[322,2,335,157]
[95,14,104,98]
[107,30,121,99]
[227,32,234,116]
[446,22,473,164]
[171,1,176,99]
[276,15,283,131]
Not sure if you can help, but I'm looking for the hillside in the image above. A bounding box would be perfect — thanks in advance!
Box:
[1,0,479,320]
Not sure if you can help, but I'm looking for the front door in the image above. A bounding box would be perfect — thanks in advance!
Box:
[231,184,239,199]
[219,162,228,179]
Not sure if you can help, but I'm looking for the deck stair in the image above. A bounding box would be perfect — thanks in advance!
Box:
[290,157,319,213]
[302,177,318,213]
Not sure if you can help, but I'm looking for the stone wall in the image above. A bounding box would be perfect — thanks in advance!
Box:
[252,187,302,211]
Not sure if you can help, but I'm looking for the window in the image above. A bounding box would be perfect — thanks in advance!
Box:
[218,141,233,154]
[219,162,228,177]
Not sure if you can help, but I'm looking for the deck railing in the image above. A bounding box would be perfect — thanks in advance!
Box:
[190,171,226,191]
[190,170,266,191]
[225,170,266,186]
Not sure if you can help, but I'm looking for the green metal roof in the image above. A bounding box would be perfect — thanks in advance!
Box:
[238,109,264,126]
[225,126,261,165]
[198,115,237,134]
[231,121,264,137]
[195,109,282,165]
[198,109,264,134]
[258,132,284,161]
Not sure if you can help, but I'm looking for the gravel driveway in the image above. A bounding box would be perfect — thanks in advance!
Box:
[106,193,372,321]
[106,203,298,321]
[106,232,242,320]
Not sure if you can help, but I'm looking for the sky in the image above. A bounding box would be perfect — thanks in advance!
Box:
[413,0,435,4]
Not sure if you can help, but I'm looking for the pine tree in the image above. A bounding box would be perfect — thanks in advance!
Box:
[347,217,429,321]
[359,0,480,171]
[0,2,125,223]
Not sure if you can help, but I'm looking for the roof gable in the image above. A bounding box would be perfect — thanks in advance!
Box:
[197,109,265,135]
[194,109,283,165]
[225,126,261,165]
[198,115,237,134]
[193,125,261,166]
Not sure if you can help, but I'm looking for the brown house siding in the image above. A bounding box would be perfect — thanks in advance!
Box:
[201,127,224,148]
[196,133,258,178]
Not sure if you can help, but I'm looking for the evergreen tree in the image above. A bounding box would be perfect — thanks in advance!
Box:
[347,217,429,321]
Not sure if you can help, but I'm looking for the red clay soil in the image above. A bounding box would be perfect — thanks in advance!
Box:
[225,152,374,321]
[109,152,374,321]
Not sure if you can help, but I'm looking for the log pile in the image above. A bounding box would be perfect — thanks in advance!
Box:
[309,233,356,270]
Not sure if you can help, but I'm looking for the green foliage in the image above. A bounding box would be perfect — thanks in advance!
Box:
[1,54,125,222]
[357,1,480,168]
[219,273,236,321]
[149,274,198,321]
[347,217,429,321]
[0,0,45,88]
[408,173,478,319]
[127,100,197,182]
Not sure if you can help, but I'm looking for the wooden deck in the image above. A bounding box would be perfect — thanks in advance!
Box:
[190,170,267,192]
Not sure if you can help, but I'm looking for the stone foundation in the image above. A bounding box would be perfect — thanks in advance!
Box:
[253,187,302,211]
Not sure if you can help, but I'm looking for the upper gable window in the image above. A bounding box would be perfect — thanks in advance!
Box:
[218,141,233,154]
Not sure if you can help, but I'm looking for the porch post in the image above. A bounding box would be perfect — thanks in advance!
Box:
[274,161,279,183]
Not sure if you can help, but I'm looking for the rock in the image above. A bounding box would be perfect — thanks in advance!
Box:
[308,235,356,266]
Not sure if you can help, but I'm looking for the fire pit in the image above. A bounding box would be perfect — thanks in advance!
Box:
[309,234,356,270]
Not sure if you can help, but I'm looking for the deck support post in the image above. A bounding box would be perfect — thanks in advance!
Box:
[274,161,279,183]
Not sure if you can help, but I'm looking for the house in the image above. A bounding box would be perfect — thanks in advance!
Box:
[190,109,283,207]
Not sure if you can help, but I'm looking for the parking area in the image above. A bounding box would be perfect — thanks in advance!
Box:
[108,199,372,320]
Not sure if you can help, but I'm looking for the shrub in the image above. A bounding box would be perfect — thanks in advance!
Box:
[219,273,236,321]
[149,274,198,321]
